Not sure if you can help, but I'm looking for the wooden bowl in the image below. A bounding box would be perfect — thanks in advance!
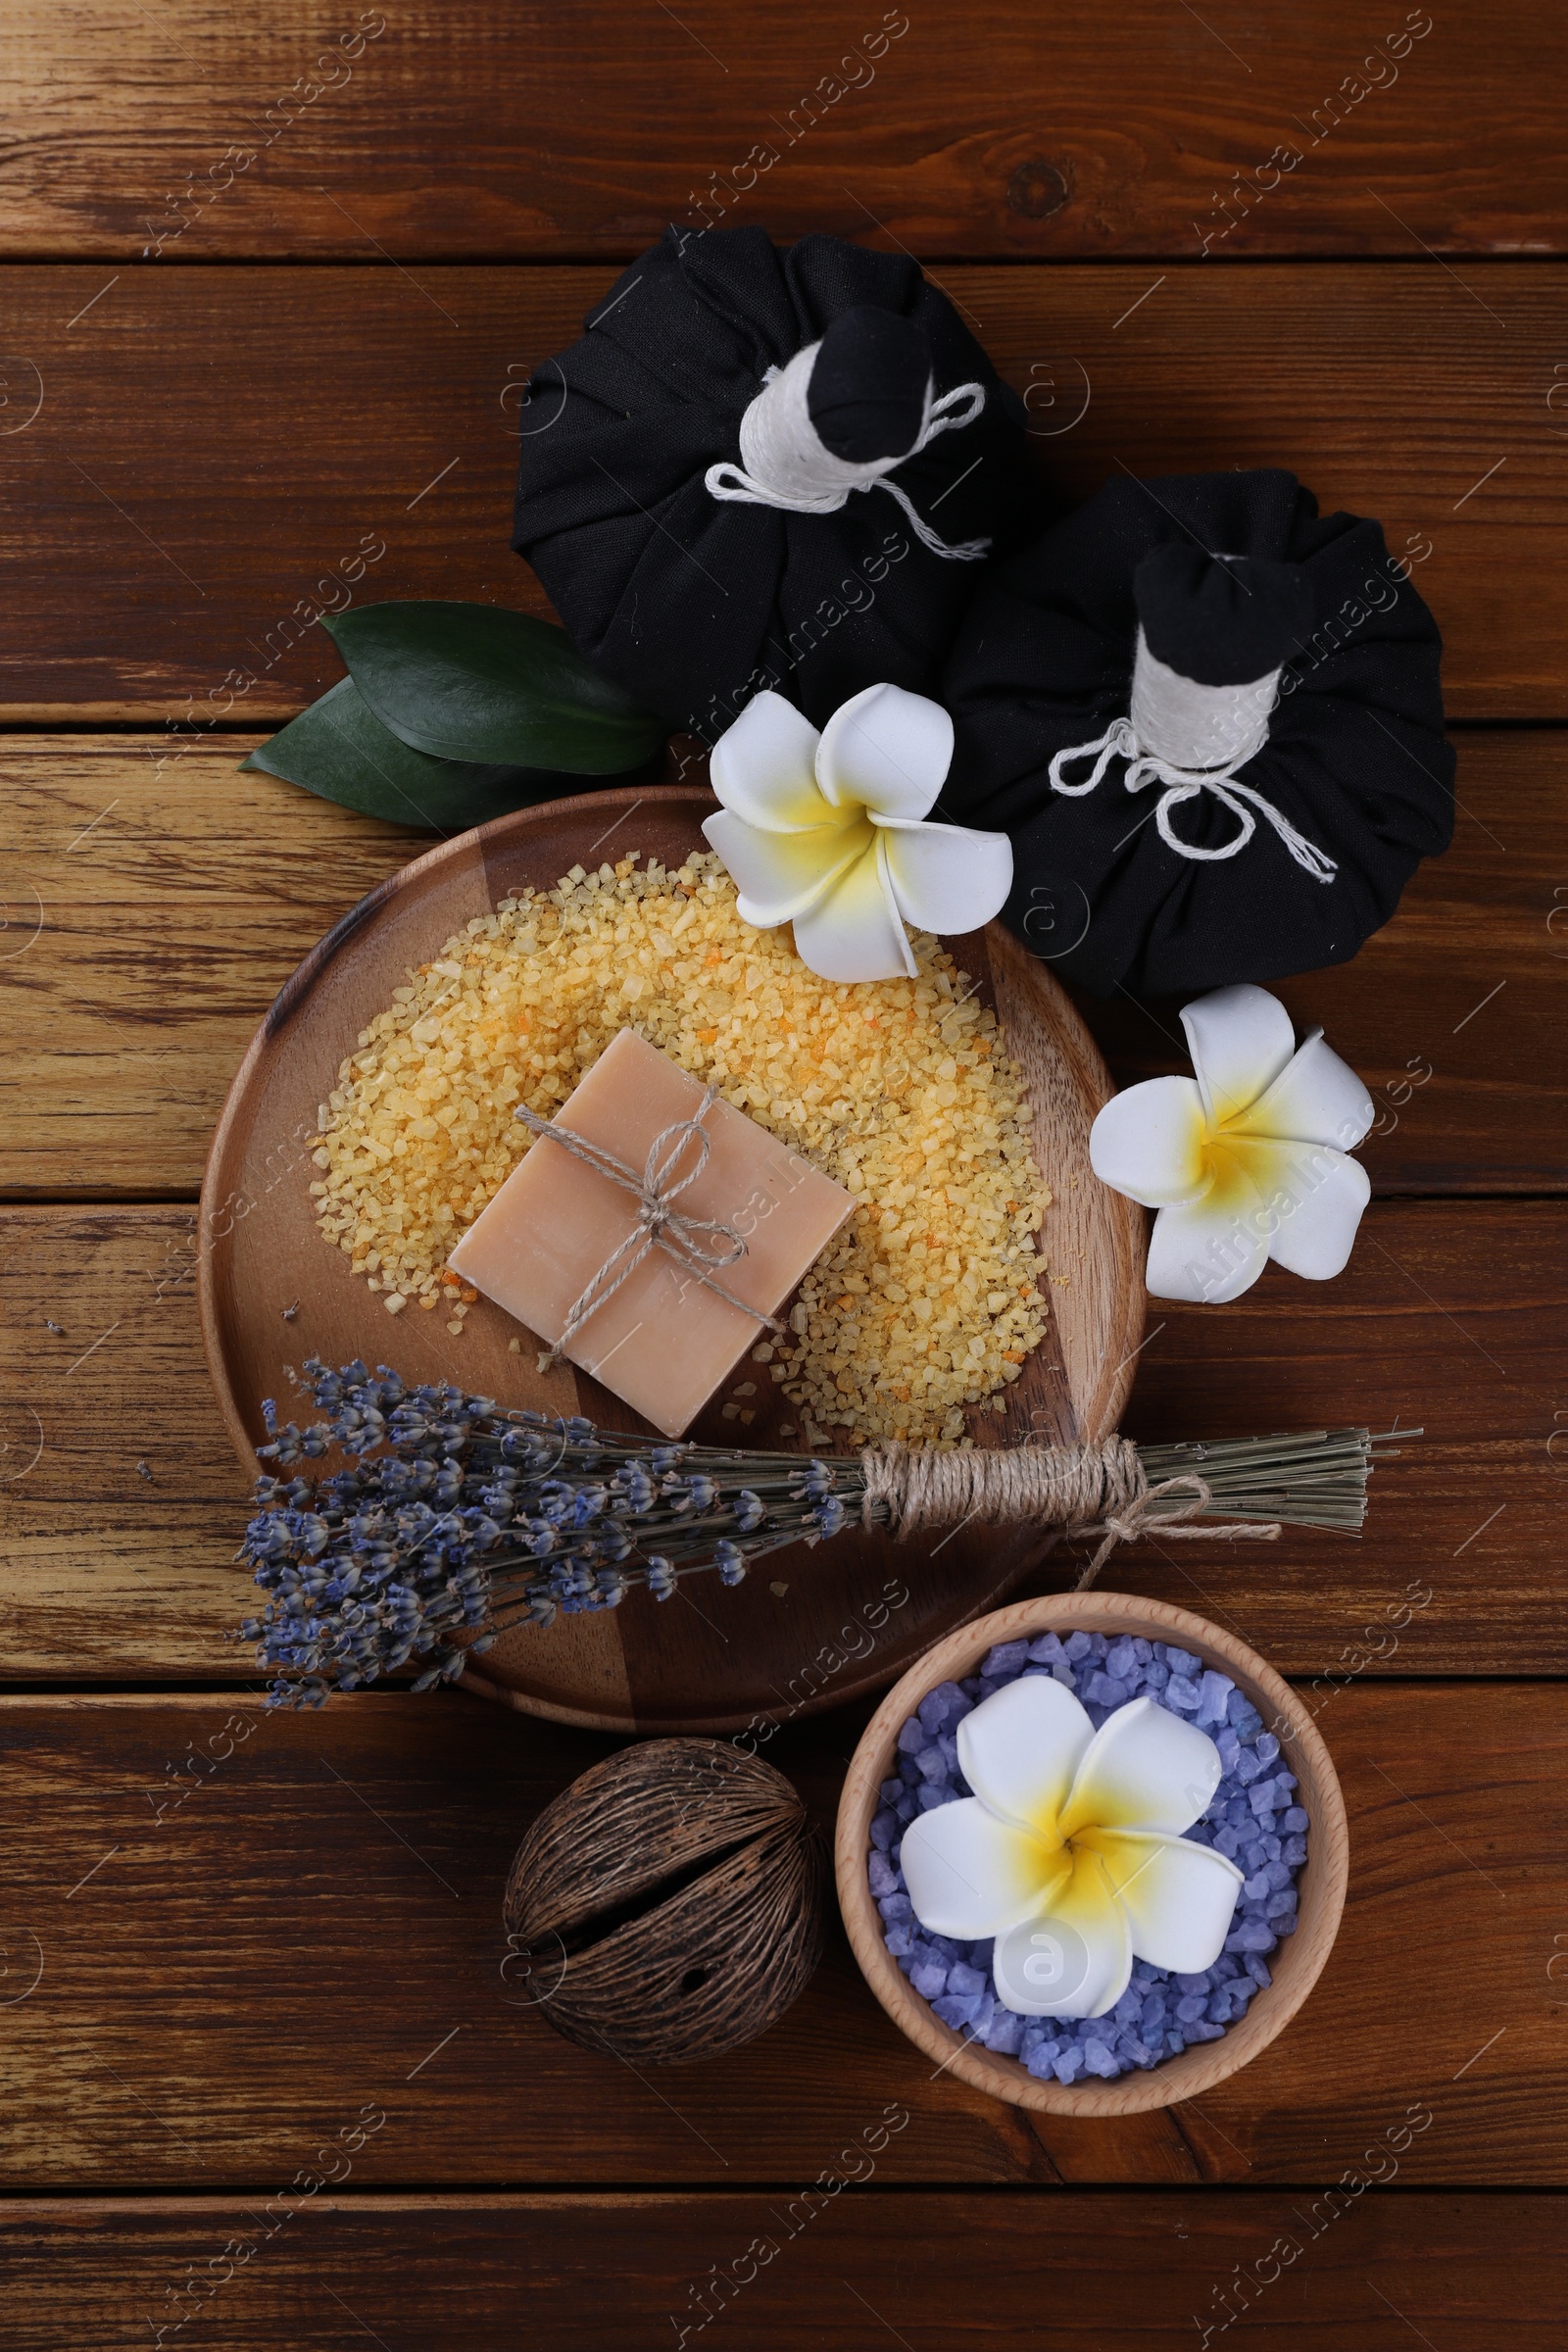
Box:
[200,784,1144,1736]
[835,1592,1348,2113]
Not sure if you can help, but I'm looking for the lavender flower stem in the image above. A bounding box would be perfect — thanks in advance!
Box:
[234,1356,1405,1707]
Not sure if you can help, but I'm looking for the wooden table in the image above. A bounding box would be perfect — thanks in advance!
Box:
[2,5,1564,2342]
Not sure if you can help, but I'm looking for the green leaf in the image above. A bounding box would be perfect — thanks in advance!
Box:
[322,601,667,771]
[240,676,600,832]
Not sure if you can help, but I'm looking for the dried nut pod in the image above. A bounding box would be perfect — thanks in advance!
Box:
[503,1739,827,2064]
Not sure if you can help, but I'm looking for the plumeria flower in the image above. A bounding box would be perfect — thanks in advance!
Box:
[1089,984,1375,1304]
[901,1677,1243,2019]
[702,684,1012,983]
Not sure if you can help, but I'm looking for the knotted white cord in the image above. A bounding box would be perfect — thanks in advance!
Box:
[1048,630,1338,882]
[704,341,991,561]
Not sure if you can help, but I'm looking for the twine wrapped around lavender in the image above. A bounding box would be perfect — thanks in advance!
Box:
[233,1356,1407,1710]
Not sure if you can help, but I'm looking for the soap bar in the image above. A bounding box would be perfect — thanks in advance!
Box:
[449,1029,854,1438]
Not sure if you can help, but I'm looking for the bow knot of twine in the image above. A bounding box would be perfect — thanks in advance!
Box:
[1048,628,1337,884]
[516,1091,784,1371]
[860,1436,1280,1591]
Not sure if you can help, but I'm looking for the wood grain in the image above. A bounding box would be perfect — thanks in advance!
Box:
[836,1592,1350,2116]
[2,1198,1563,1681]
[195,782,1140,1732]
[4,0,1561,2275]
[1103,1198,1568,1679]
[1,3,1560,262]
[1,2191,1562,2350]
[0,1682,1560,2186]
[3,732,1563,1201]
[1,267,1566,719]
[0,739,429,1198]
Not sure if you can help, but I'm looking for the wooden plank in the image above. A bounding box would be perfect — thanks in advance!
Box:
[2,3,1560,263]
[1,1199,1562,1680]
[3,734,1557,1200]
[0,1684,1560,2188]
[1105,1197,1568,1677]
[1,2192,1561,2351]
[0,742,429,1199]
[0,266,1565,720]
[0,1207,249,1677]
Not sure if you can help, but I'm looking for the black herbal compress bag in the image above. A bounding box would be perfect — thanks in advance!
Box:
[512,226,1031,741]
[941,469,1454,998]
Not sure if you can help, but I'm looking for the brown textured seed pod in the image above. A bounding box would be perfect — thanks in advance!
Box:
[503,1739,827,2064]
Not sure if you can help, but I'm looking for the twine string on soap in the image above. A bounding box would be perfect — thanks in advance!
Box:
[515,1091,784,1369]
[705,342,991,562]
[859,1436,1281,1592]
[1049,629,1338,883]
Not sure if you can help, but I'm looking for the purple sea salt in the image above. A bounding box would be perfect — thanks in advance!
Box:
[868,1851,899,1898]
[1196,1670,1234,1728]
[872,1633,1309,2085]
[986,2009,1024,2056]
[932,1990,982,2031]
[918,1680,969,1735]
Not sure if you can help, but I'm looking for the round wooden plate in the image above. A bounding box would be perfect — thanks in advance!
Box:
[200,785,1145,1735]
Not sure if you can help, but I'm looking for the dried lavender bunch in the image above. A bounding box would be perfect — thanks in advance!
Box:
[235,1357,1403,1708]
[236,1356,850,1707]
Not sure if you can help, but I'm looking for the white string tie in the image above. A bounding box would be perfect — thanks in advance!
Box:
[1048,629,1337,882]
[704,340,991,562]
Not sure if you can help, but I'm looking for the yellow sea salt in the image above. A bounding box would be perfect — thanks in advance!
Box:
[309,853,1052,1446]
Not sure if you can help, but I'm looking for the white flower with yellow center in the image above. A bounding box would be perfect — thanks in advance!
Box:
[701,684,1013,983]
[1089,983,1375,1304]
[901,1677,1244,2020]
